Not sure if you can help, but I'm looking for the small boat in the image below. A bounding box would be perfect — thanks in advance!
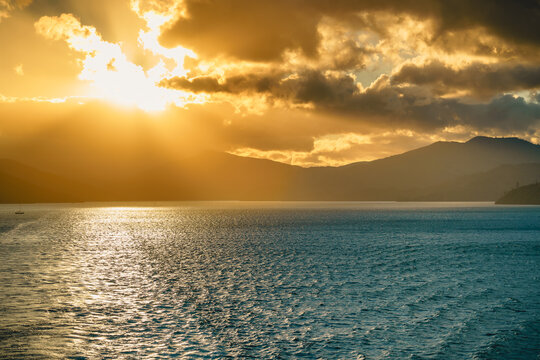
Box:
[15,204,24,214]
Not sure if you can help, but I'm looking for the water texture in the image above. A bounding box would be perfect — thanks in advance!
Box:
[0,202,539,359]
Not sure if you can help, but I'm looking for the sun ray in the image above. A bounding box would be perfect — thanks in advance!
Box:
[34,13,203,112]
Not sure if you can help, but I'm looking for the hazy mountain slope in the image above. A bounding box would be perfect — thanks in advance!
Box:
[1,137,539,202]
[0,159,94,203]
[283,136,540,200]
[124,151,305,200]
[125,136,540,201]
[407,163,540,201]
[336,136,540,190]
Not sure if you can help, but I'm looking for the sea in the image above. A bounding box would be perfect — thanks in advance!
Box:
[0,202,539,359]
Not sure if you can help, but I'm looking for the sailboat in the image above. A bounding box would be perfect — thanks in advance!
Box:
[15,204,24,215]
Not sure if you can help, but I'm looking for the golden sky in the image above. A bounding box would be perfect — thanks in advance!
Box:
[1,0,539,166]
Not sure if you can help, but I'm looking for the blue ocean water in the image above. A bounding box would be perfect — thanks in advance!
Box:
[0,202,539,359]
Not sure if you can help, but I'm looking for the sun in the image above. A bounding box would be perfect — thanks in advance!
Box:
[84,55,181,112]
[35,12,201,112]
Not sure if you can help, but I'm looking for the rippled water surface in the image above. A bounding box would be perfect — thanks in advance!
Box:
[0,202,539,359]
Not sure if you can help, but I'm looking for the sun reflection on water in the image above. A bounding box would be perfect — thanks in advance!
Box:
[1,204,539,358]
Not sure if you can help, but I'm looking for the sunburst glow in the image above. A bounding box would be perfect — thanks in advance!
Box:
[34,12,202,112]
[0,0,538,166]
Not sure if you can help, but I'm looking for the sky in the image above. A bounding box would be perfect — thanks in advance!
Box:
[1,0,539,167]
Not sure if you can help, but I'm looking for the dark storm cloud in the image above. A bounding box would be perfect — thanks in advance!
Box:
[162,73,279,94]
[323,79,540,133]
[160,1,321,61]
[159,0,540,61]
[163,71,540,133]
[392,61,540,99]
[339,86,540,133]
[452,94,540,132]
[161,70,358,105]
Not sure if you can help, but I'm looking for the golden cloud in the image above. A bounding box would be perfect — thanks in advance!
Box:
[34,13,203,111]
[0,0,32,22]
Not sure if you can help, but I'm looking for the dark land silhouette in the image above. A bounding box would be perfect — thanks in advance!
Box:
[1,136,539,203]
[496,183,540,205]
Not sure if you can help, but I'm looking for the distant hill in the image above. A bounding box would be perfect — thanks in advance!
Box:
[1,136,539,202]
[339,136,539,188]
[496,183,540,205]
[0,159,94,203]
[405,163,540,201]
[285,136,540,200]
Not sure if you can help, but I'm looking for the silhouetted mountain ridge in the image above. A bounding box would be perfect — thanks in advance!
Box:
[297,136,540,199]
[1,136,539,202]
[466,136,535,146]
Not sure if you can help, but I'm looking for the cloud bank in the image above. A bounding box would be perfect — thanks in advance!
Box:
[0,0,539,166]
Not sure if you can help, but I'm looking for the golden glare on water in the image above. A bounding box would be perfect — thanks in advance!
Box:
[1,204,540,358]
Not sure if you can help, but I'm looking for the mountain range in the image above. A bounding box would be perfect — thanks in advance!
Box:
[1,136,539,203]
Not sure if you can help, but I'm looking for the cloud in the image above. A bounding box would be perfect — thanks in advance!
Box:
[34,13,202,111]
[130,0,182,18]
[155,0,540,148]
[35,13,97,41]
[159,1,322,61]
[1,92,538,168]
[451,94,540,133]
[158,0,540,62]
[229,130,463,167]
[3,0,540,167]
[0,0,32,21]
[336,79,540,133]
[26,0,146,47]
[164,70,350,97]
[162,70,358,104]
[231,132,375,167]
[392,60,540,99]
[163,70,540,134]
[13,63,23,76]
